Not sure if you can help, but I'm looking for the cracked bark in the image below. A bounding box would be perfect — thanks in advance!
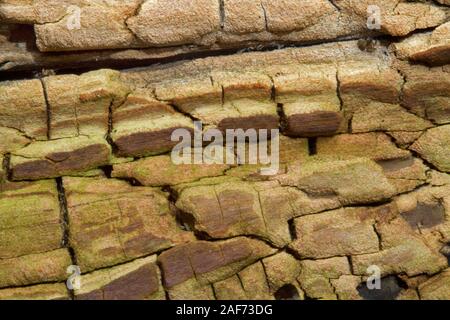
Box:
[1,0,450,301]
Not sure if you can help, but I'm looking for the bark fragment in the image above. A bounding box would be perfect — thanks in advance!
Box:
[64,177,194,272]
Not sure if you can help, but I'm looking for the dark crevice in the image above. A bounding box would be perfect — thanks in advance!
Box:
[288,218,297,241]
[259,255,273,292]
[328,0,341,12]
[284,246,303,261]
[6,24,37,50]
[269,77,276,102]
[347,256,355,275]
[329,278,339,298]
[106,101,120,155]
[191,228,280,247]
[56,177,76,300]
[162,185,178,204]
[1,36,390,80]
[357,275,408,300]
[211,284,219,300]
[162,101,200,123]
[385,131,412,149]
[162,185,198,234]
[219,0,225,29]
[100,165,113,178]
[274,284,300,300]
[38,77,51,140]
[338,198,393,208]
[115,176,143,187]
[171,204,197,233]
[2,153,11,181]
[440,243,450,265]
[393,63,439,126]
[236,273,246,292]
[2,46,267,79]
[164,289,171,300]
[0,280,68,292]
[348,114,354,133]
[0,61,11,70]
[335,69,343,111]
[187,228,282,250]
[408,148,446,173]
[56,178,72,255]
[372,224,383,251]
[269,76,285,134]
[125,0,145,30]
[391,182,431,204]
[308,138,317,155]
[276,103,287,132]
[155,259,171,300]
[357,37,379,53]
[261,3,269,32]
